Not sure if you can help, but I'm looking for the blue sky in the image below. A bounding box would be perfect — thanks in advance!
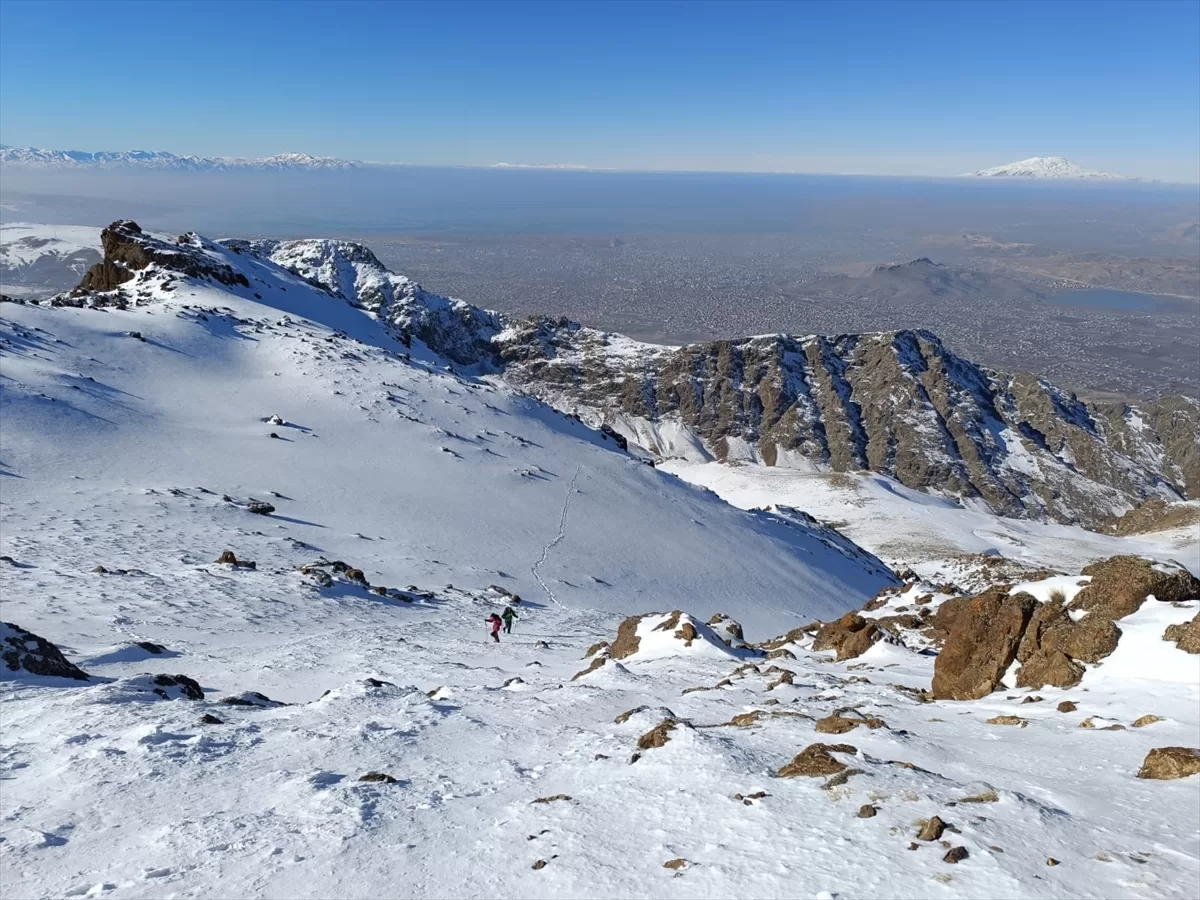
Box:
[2,0,1198,181]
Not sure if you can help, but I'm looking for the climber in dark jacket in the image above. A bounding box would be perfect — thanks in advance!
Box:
[501,606,518,634]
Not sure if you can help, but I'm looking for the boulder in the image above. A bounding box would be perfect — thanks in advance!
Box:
[1164,613,1200,654]
[777,743,858,778]
[931,589,1037,700]
[1137,747,1200,780]
[917,815,947,841]
[1015,598,1121,688]
[1,623,90,681]
[812,613,882,661]
[1072,556,1200,620]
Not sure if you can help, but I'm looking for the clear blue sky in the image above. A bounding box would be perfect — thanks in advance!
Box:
[2,0,1198,181]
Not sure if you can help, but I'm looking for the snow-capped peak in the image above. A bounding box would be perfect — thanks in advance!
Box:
[965,156,1128,179]
[0,146,359,171]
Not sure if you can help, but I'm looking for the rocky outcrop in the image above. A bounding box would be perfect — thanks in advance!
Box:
[1,623,90,681]
[777,743,858,777]
[931,589,1037,700]
[930,558,1198,695]
[68,221,248,301]
[1071,556,1200,619]
[1015,600,1121,689]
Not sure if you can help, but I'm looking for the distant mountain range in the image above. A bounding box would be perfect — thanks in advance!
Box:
[0,146,358,171]
[965,156,1129,179]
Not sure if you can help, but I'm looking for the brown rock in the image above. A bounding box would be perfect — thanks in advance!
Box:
[610,613,646,659]
[1016,648,1084,690]
[813,613,882,661]
[1047,858,1060,866]
[815,713,860,734]
[532,860,547,870]
[767,648,797,660]
[767,669,794,690]
[943,846,969,864]
[1137,747,1200,779]
[584,641,610,658]
[1021,695,1044,704]
[1164,613,1200,654]
[637,718,680,750]
[777,743,857,778]
[857,804,878,818]
[1073,556,1200,620]
[663,858,689,870]
[532,794,571,804]
[1132,715,1163,728]
[1056,700,1078,713]
[931,589,1037,700]
[918,816,947,841]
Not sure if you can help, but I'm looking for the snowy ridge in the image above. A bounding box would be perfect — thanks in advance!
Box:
[965,156,1128,179]
[0,147,359,171]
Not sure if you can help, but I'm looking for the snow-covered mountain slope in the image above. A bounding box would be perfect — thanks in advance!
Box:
[657,461,1200,582]
[966,157,1127,179]
[4,222,1198,900]
[1,223,895,638]
[170,232,1200,529]
[0,147,358,171]
[0,222,103,298]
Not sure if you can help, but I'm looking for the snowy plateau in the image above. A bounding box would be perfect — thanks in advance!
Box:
[965,157,1129,180]
[1,221,1198,900]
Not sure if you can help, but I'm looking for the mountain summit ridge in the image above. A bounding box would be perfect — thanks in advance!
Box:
[966,156,1128,179]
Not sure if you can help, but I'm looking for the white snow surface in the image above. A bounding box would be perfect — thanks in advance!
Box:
[658,461,1200,580]
[0,223,103,267]
[965,157,1128,179]
[2,228,1198,900]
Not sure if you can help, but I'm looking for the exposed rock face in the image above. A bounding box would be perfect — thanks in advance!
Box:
[1164,614,1200,654]
[1137,747,1200,780]
[69,220,249,301]
[931,590,1037,700]
[493,324,1197,527]
[1,623,90,681]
